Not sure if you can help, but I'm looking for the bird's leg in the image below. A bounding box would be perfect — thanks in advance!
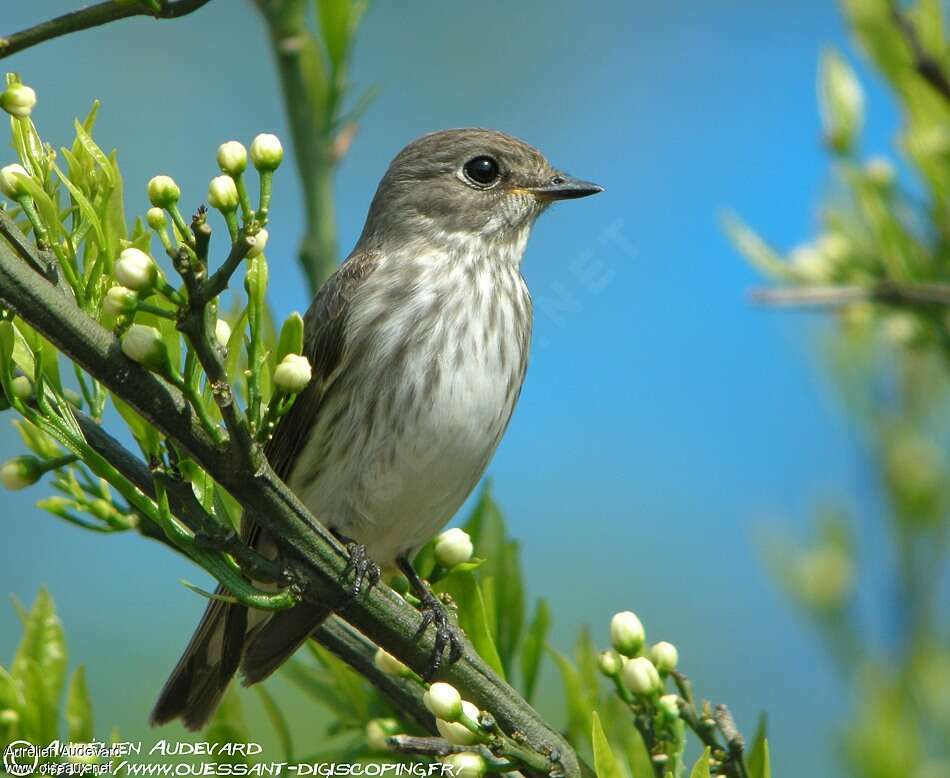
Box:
[333,529,381,601]
[396,555,464,679]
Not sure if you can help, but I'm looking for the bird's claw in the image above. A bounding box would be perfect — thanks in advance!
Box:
[415,589,464,680]
[341,541,381,602]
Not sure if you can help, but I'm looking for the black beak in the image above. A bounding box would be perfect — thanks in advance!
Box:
[528,173,604,201]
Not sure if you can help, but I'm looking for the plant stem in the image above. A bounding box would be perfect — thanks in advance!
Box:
[0,0,214,60]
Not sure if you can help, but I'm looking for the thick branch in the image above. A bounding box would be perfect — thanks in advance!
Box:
[0,216,587,778]
[750,281,950,308]
[0,0,214,60]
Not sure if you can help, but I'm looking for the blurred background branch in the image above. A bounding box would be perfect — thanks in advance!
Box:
[253,0,369,294]
[0,0,214,60]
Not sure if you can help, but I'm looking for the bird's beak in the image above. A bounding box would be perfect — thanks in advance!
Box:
[524,174,604,201]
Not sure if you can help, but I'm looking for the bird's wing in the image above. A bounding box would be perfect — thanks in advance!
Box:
[262,249,381,483]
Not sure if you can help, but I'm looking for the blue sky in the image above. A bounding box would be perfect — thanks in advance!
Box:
[0,2,905,774]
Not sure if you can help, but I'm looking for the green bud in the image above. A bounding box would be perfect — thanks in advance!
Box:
[621,656,662,697]
[147,175,180,208]
[121,324,172,375]
[818,49,863,153]
[146,207,168,230]
[0,83,37,117]
[276,311,304,362]
[423,682,463,721]
[610,610,645,656]
[865,156,895,188]
[442,753,486,778]
[0,163,30,200]
[657,694,680,722]
[250,133,283,171]
[365,718,400,752]
[650,641,679,675]
[598,649,622,677]
[435,699,481,746]
[434,527,474,568]
[10,375,32,400]
[216,140,248,176]
[208,175,239,211]
[0,455,43,490]
[103,285,139,316]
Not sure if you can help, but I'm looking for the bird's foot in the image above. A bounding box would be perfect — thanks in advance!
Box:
[414,588,464,680]
[340,540,381,602]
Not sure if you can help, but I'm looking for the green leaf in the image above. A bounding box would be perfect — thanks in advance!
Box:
[276,311,304,362]
[253,685,294,762]
[65,665,94,743]
[549,648,591,743]
[575,627,601,715]
[53,162,106,249]
[745,713,768,778]
[721,212,794,280]
[689,747,711,778]
[316,0,366,71]
[592,712,623,778]
[72,120,114,188]
[435,569,505,678]
[18,657,56,745]
[12,589,67,719]
[519,598,550,703]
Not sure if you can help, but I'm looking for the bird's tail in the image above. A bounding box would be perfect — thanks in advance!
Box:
[149,588,247,731]
[151,592,331,730]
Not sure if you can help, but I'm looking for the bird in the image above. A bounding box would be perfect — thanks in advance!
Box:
[150,128,602,730]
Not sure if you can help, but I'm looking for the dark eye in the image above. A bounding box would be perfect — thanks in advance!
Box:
[463,156,500,186]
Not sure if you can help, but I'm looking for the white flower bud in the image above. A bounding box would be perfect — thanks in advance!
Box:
[246,228,269,258]
[114,247,158,292]
[610,610,645,656]
[217,141,248,176]
[0,708,19,728]
[865,156,895,188]
[650,641,679,675]
[819,50,864,153]
[435,699,480,746]
[121,324,171,375]
[442,753,486,778]
[0,163,30,200]
[434,527,474,568]
[250,133,283,171]
[597,649,622,677]
[273,353,312,394]
[423,682,462,722]
[147,175,180,207]
[657,694,680,721]
[146,207,168,230]
[208,175,239,211]
[0,455,42,490]
[1,83,37,117]
[103,286,138,316]
[10,375,32,400]
[365,718,400,752]
[373,647,410,677]
[621,656,662,697]
[215,319,232,348]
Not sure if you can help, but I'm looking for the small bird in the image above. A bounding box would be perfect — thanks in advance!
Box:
[151,128,602,729]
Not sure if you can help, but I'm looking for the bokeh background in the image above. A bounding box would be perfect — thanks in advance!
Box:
[0,1,908,775]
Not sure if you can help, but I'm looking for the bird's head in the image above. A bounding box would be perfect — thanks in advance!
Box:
[358,128,602,252]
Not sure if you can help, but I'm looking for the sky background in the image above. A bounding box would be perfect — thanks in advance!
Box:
[0,1,908,775]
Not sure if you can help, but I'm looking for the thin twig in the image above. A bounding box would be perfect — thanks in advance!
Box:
[750,281,950,308]
[714,705,749,778]
[889,1,950,104]
[0,0,214,60]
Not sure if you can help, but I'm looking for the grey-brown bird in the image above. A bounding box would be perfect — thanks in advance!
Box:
[151,128,602,729]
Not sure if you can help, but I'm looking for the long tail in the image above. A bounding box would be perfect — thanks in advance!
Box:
[150,594,331,730]
[150,588,248,730]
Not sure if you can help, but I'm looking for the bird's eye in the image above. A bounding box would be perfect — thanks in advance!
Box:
[463,156,501,187]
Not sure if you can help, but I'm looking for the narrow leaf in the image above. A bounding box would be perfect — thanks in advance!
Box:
[520,598,550,703]
[66,665,94,743]
[592,712,623,778]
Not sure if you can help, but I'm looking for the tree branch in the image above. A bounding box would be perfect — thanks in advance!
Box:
[0,215,587,778]
[0,0,214,60]
[749,281,950,308]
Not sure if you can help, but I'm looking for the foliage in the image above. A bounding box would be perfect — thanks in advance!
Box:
[728,1,950,776]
